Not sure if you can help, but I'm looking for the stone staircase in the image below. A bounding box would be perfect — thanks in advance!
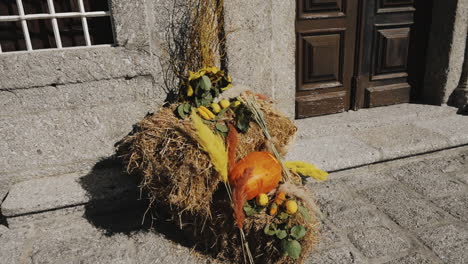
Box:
[2,103,468,228]
[1,103,468,264]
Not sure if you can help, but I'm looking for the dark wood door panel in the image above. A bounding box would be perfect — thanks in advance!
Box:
[372,26,410,78]
[354,0,415,109]
[296,0,357,118]
[298,32,344,90]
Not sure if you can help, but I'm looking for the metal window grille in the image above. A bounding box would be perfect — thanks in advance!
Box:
[0,0,113,53]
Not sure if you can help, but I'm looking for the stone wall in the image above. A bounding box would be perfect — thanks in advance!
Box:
[423,0,468,105]
[0,0,172,199]
[224,0,296,118]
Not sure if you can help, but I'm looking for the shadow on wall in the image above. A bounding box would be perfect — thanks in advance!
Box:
[77,156,198,249]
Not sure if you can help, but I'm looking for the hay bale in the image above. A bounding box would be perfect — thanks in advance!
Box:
[116,100,297,217]
[115,99,319,263]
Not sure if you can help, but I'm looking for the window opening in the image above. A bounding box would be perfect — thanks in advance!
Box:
[0,0,113,53]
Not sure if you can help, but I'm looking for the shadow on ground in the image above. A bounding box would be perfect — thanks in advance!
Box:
[78,157,199,249]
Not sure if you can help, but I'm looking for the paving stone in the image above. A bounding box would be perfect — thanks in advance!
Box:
[0,225,8,237]
[454,170,468,184]
[315,221,343,251]
[383,251,443,264]
[433,195,468,222]
[328,207,383,230]
[358,184,448,230]
[0,223,34,264]
[1,209,212,264]
[308,181,367,216]
[339,172,395,191]
[348,226,411,259]
[306,246,366,264]
[390,162,466,198]
[133,232,212,264]
[417,224,468,264]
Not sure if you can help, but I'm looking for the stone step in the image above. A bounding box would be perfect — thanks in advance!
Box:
[287,104,468,172]
[1,162,141,227]
[2,103,468,227]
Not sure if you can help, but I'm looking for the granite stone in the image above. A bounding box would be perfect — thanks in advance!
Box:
[348,226,411,259]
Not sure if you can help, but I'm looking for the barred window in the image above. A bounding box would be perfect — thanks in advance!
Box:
[0,0,114,53]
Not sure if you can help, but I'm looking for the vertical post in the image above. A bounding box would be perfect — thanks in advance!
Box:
[452,35,468,111]
[77,0,91,46]
[16,0,33,51]
[0,44,2,53]
[46,0,62,48]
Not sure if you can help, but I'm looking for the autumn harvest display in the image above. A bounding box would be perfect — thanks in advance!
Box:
[115,1,328,263]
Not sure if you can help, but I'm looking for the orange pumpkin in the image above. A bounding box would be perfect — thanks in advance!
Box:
[230,151,282,200]
[227,124,283,229]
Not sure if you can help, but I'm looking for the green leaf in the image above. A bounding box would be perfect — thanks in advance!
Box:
[234,105,253,133]
[215,123,228,133]
[195,97,201,107]
[282,240,302,260]
[200,75,212,91]
[183,103,191,113]
[176,104,186,119]
[297,206,312,223]
[290,225,307,240]
[278,212,290,220]
[243,202,257,216]
[213,86,220,98]
[276,229,288,239]
[264,224,276,236]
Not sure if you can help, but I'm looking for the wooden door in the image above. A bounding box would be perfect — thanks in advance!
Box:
[295,0,359,118]
[353,0,415,109]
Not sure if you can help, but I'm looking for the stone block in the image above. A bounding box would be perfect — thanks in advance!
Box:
[390,162,466,198]
[383,251,443,264]
[0,221,33,264]
[414,115,468,146]
[308,180,367,217]
[0,76,162,118]
[0,47,152,90]
[286,135,381,172]
[328,207,383,231]
[314,220,343,251]
[307,246,367,264]
[433,195,468,222]
[339,172,395,192]
[1,167,137,218]
[294,104,456,140]
[224,0,273,98]
[358,184,447,230]
[348,226,411,259]
[111,0,150,51]
[0,76,163,182]
[353,124,450,160]
[455,171,468,184]
[416,224,468,264]
[133,232,211,264]
[223,0,297,118]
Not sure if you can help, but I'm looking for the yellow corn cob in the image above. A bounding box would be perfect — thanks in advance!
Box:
[219,99,230,109]
[198,107,211,120]
[198,106,215,120]
[211,103,221,113]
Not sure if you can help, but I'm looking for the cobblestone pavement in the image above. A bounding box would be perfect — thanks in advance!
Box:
[1,146,467,264]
